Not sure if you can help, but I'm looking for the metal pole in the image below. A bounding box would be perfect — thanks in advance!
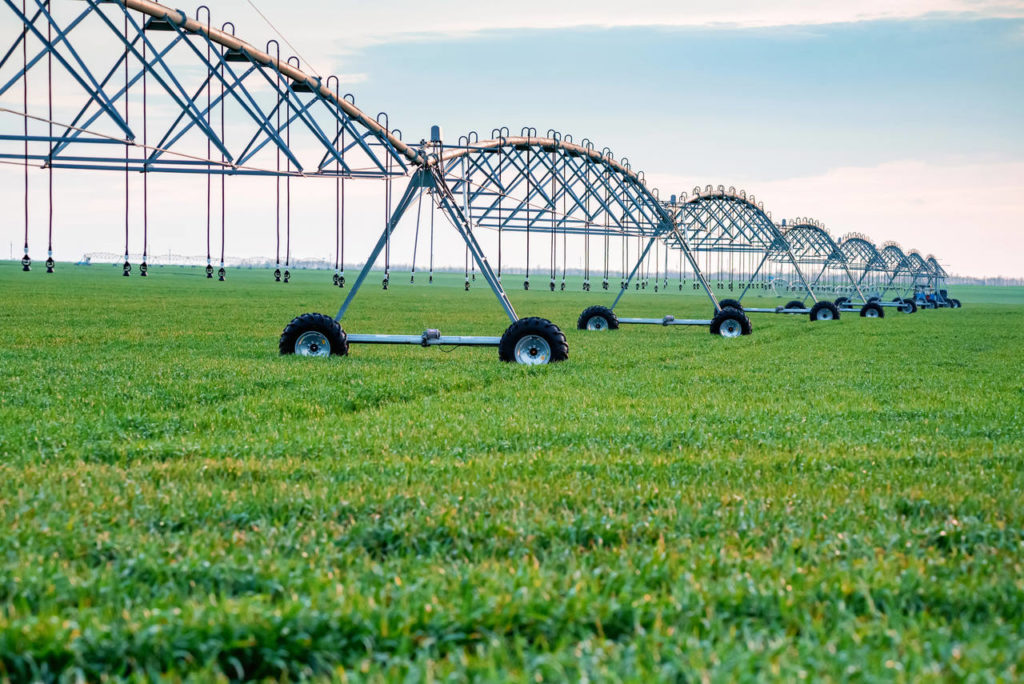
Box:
[431,167,518,323]
[785,247,818,303]
[843,262,868,302]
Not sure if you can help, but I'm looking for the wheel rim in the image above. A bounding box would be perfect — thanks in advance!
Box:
[586,316,608,331]
[865,308,880,318]
[513,334,552,365]
[719,319,743,338]
[295,330,330,357]
[818,309,835,321]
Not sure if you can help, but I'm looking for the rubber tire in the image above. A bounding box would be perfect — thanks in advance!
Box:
[785,300,804,310]
[951,299,962,309]
[834,296,850,308]
[718,298,743,312]
[860,302,885,318]
[499,317,569,364]
[810,301,840,322]
[899,299,918,314]
[868,296,881,303]
[279,313,348,356]
[577,305,619,330]
[710,308,752,336]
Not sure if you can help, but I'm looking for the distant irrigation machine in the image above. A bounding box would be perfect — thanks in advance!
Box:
[775,219,895,318]
[1,0,960,365]
[437,133,755,340]
[657,186,843,324]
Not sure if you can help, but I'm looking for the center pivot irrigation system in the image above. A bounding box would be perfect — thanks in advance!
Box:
[2,0,959,364]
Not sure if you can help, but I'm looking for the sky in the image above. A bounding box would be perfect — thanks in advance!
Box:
[1,0,1022,278]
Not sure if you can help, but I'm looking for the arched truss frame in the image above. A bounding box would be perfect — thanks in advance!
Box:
[880,242,909,269]
[903,249,950,301]
[906,250,930,280]
[662,185,818,304]
[925,256,950,304]
[333,130,743,338]
[440,135,667,239]
[838,232,888,293]
[838,233,886,273]
[332,131,724,328]
[872,241,919,300]
[430,131,720,313]
[1,0,416,177]
[880,242,916,286]
[926,255,948,279]
[778,219,867,301]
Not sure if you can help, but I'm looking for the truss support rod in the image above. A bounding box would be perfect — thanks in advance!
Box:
[842,262,868,302]
[334,172,424,321]
[666,222,721,311]
[852,265,870,290]
[431,166,518,324]
[806,263,829,292]
[878,268,904,298]
[785,248,818,304]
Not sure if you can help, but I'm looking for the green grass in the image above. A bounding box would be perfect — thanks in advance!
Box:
[1,262,1022,681]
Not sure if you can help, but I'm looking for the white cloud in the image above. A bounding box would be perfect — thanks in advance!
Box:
[216,0,1024,56]
[647,159,1024,278]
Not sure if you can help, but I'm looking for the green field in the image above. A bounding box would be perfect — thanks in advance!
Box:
[1,262,1022,681]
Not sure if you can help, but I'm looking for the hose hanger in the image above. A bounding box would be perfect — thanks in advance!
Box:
[140,8,149,277]
[120,11,131,277]
[218,20,233,281]
[268,39,281,281]
[379,111,391,290]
